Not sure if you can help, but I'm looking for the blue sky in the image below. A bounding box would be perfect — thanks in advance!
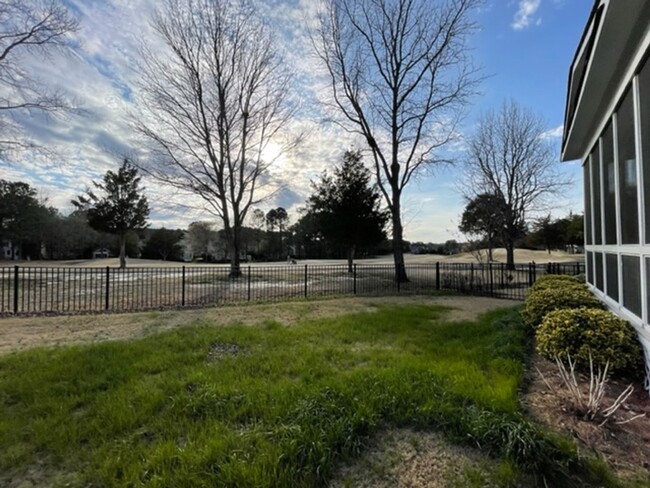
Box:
[2,0,593,243]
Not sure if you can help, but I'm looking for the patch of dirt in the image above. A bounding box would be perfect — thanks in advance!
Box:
[329,428,500,488]
[207,341,245,361]
[523,353,650,482]
[0,296,511,355]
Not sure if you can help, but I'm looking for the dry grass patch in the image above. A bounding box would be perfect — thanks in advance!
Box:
[0,295,511,354]
[330,428,511,488]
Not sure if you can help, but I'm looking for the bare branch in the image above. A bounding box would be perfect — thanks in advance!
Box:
[314,0,481,281]
[133,0,297,276]
[0,0,79,159]
[461,100,573,269]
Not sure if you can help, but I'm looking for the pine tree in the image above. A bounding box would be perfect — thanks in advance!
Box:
[307,150,388,272]
[73,159,149,268]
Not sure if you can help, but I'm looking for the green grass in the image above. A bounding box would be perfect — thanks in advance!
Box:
[0,304,622,487]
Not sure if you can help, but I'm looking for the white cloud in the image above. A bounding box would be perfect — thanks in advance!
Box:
[541,124,564,140]
[511,0,542,31]
[1,0,468,242]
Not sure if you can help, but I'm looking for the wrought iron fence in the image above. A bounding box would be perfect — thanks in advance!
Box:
[0,261,584,315]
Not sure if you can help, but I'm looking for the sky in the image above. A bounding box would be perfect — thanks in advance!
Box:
[1,0,594,243]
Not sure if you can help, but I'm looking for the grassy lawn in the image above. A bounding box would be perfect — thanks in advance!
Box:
[0,304,621,487]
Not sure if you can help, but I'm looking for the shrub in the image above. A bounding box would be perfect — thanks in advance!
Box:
[536,307,644,372]
[529,274,584,295]
[521,287,604,329]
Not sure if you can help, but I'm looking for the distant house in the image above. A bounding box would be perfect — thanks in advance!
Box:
[561,0,650,389]
[1,241,20,260]
[92,248,111,259]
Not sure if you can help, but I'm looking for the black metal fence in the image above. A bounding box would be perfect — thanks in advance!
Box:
[0,261,584,316]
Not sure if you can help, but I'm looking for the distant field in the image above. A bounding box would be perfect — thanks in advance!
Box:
[0,248,583,268]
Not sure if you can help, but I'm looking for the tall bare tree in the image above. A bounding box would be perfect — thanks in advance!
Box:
[462,100,571,270]
[315,0,480,281]
[0,0,78,158]
[134,0,294,277]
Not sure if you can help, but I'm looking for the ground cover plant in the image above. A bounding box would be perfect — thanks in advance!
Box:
[0,304,622,487]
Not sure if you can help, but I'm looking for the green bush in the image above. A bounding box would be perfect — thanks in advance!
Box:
[521,287,604,329]
[536,307,644,372]
[529,274,584,295]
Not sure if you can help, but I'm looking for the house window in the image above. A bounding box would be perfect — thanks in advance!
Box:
[591,143,602,245]
[605,253,619,302]
[640,57,650,243]
[622,255,641,317]
[617,88,639,244]
[595,252,604,292]
[584,161,592,245]
[586,251,593,285]
[602,122,617,244]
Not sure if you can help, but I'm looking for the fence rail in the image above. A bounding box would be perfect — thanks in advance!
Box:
[0,261,584,316]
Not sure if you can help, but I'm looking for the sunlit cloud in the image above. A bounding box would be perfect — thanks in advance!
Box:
[512,0,542,31]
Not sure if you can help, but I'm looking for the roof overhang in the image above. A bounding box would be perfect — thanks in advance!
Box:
[561,0,650,162]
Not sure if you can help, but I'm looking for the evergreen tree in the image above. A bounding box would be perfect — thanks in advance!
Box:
[73,159,149,268]
[141,228,184,261]
[0,180,52,259]
[459,193,509,262]
[306,150,388,272]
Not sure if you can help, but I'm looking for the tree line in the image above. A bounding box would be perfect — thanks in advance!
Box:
[1,151,391,268]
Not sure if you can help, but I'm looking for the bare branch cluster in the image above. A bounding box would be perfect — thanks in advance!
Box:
[314,0,482,280]
[133,0,296,276]
[462,100,572,268]
[0,0,79,158]
[540,353,645,426]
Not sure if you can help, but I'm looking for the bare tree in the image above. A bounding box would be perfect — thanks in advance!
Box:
[134,0,295,277]
[462,100,571,270]
[0,0,78,158]
[315,0,481,281]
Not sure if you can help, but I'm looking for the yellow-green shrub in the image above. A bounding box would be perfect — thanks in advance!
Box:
[536,307,643,372]
[529,274,584,295]
[521,287,604,328]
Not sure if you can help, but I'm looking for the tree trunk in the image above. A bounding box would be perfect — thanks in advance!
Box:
[347,245,355,274]
[391,201,408,283]
[119,233,126,269]
[487,237,493,262]
[505,239,515,271]
[229,227,242,278]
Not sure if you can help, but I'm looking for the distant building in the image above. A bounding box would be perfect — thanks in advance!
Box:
[1,241,20,260]
[92,248,111,259]
[561,0,650,389]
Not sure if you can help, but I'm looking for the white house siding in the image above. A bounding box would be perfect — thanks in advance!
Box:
[563,1,650,391]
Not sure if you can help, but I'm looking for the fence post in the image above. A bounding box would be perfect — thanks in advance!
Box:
[489,262,494,297]
[105,266,110,310]
[304,264,308,298]
[397,264,401,293]
[247,266,251,301]
[353,264,357,295]
[181,266,186,307]
[13,265,18,314]
[470,263,474,292]
[436,262,440,290]
[533,262,537,283]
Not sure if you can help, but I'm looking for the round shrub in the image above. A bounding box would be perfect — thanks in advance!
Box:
[529,274,584,295]
[536,307,644,372]
[521,287,604,328]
